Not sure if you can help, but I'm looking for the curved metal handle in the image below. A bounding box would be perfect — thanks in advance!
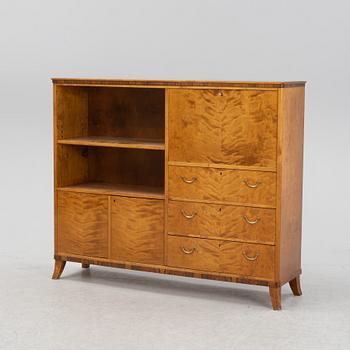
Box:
[216,90,224,96]
[242,251,259,261]
[181,176,197,184]
[243,179,261,188]
[181,247,195,254]
[181,209,197,219]
[242,215,260,225]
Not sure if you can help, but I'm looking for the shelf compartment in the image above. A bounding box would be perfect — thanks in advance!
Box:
[58,136,164,150]
[58,182,164,200]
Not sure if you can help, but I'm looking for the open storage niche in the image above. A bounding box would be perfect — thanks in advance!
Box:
[56,86,165,150]
[57,144,165,199]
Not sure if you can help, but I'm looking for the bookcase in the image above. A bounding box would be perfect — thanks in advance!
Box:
[52,79,305,310]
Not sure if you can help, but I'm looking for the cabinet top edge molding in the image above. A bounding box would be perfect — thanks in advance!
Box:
[51,78,306,89]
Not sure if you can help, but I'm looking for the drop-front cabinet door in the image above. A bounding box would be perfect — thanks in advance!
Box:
[57,192,108,258]
[168,89,278,168]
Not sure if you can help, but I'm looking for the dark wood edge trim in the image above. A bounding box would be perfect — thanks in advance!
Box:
[51,78,306,89]
[54,255,276,287]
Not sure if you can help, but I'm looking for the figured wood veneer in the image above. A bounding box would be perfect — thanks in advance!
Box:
[168,166,276,207]
[169,89,278,168]
[53,79,305,310]
[110,196,164,264]
[168,200,275,244]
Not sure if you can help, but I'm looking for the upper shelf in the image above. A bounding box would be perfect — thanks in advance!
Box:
[57,136,165,151]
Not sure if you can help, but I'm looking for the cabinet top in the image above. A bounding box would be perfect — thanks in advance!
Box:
[51,78,306,89]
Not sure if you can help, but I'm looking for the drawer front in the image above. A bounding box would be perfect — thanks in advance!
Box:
[167,236,220,272]
[111,196,164,265]
[220,242,274,280]
[167,236,274,280]
[168,89,278,168]
[168,166,276,207]
[168,200,275,244]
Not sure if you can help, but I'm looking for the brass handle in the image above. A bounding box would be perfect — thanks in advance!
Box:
[181,247,195,254]
[181,209,197,219]
[243,179,261,188]
[242,215,260,225]
[181,176,197,184]
[216,90,224,96]
[242,251,259,261]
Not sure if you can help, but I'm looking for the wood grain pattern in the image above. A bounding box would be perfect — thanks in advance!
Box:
[168,166,276,207]
[58,136,165,150]
[276,86,305,284]
[88,87,165,140]
[167,236,274,280]
[219,241,274,280]
[167,236,220,272]
[52,78,306,89]
[55,86,88,139]
[168,200,275,244]
[111,196,164,264]
[57,192,108,258]
[169,89,278,168]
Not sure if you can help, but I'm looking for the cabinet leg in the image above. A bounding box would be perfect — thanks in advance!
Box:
[52,260,66,280]
[269,286,282,310]
[82,263,90,269]
[289,276,302,296]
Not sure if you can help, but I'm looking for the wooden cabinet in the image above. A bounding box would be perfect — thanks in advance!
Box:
[52,78,305,310]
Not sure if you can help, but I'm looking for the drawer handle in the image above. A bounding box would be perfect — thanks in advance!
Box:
[242,251,259,261]
[216,90,224,96]
[242,215,260,225]
[243,179,261,188]
[181,209,197,219]
[181,176,197,184]
[181,247,196,254]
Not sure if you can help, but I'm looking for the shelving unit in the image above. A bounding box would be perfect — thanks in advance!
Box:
[55,85,165,199]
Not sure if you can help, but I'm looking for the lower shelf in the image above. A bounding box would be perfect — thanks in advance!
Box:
[57,182,164,200]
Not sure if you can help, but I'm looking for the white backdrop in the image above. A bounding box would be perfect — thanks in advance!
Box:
[0,1,350,348]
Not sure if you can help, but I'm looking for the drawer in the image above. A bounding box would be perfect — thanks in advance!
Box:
[168,89,278,168]
[168,200,275,244]
[167,236,275,280]
[168,166,276,207]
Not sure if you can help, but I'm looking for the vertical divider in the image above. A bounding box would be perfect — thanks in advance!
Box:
[108,195,112,259]
[164,89,169,266]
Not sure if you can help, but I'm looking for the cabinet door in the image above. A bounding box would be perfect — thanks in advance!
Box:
[111,196,164,264]
[57,192,108,258]
[168,89,278,168]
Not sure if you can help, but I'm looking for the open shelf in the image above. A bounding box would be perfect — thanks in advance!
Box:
[58,182,164,200]
[58,136,165,150]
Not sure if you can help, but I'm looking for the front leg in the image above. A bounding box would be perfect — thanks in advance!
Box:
[52,259,66,279]
[269,286,281,310]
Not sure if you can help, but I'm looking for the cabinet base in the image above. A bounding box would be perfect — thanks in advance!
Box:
[52,255,302,310]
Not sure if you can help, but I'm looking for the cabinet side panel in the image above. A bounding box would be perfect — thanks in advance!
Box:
[277,87,305,283]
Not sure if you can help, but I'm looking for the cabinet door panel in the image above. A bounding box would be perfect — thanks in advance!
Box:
[168,89,222,164]
[111,196,164,264]
[168,89,277,168]
[57,192,108,258]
